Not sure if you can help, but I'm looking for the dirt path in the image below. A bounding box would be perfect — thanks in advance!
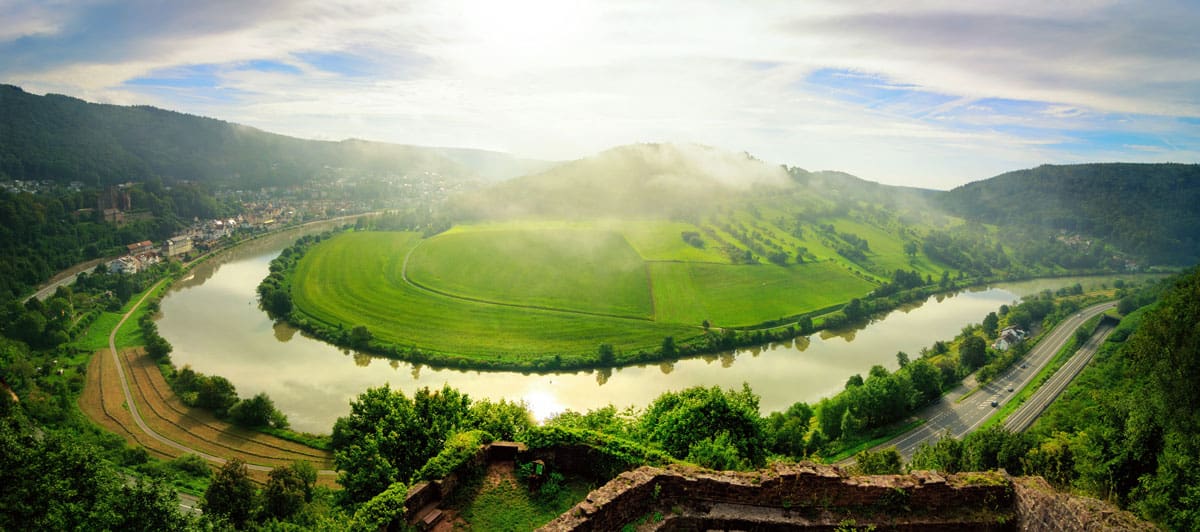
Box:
[80,278,338,483]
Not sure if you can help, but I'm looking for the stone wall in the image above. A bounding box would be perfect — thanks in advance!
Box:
[1012,477,1153,531]
[402,442,498,522]
[539,462,1150,531]
[540,463,1017,531]
[402,443,1150,531]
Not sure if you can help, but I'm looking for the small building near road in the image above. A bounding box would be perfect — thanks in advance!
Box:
[993,326,1029,351]
[108,256,140,275]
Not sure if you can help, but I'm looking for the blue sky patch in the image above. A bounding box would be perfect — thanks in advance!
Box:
[294,51,378,77]
[126,64,222,88]
[803,68,958,114]
[237,59,302,75]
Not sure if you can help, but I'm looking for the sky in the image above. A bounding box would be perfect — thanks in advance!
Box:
[2,0,1199,189]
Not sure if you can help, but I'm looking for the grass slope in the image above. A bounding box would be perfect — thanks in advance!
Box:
[620,220,729,262]
[291,232,697,362]
[652,261,876,327]
[407,227,652,318]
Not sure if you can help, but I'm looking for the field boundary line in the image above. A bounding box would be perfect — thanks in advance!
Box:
[399,237,658,323]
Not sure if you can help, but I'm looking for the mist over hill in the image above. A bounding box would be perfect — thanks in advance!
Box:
[453,142,945,222]
[454,143,799,219]
[0,84,543,186]
[939,163,1200,265]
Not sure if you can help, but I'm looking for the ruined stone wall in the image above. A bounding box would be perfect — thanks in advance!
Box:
[403,443,494,522]
[1012,477,1153,531]
[540,463,1017,531]
[404,443,1149,531]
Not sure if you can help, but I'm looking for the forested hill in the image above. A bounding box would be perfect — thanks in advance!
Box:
[0,84,539,186]
[938,163,1200,265]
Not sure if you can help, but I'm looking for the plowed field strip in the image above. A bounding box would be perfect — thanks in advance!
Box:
[120,348,329,469]
[80,349,178,461]
[123,348,331,463]
[79,278,337,487]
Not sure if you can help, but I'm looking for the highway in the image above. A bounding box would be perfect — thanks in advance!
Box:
[874,300,1117,460]
[1004,318,1115,432]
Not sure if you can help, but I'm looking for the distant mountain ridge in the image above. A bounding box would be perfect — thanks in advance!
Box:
[939,163,1200,265]
[0,84,545,186]
[4,85,1196,265]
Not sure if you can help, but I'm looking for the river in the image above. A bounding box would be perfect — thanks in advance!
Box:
[157,227,1136,434]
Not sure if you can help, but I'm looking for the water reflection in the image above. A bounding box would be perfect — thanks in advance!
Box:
[272,322,297,343]
[156,226,1150,434]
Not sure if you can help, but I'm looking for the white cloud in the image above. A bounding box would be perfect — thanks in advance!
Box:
[1,0,1197,188]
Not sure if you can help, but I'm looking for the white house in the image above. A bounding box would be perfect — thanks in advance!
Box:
[993,326,1029,351]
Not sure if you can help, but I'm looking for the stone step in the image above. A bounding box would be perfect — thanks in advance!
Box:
[413,502,443,531]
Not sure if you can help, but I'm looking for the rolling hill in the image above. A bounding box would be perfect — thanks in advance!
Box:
[0,84,545,186]
[453,143,796,219]
[939,163,1200,265]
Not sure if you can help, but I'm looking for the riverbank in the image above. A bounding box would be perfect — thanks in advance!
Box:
[160,228,1155,434]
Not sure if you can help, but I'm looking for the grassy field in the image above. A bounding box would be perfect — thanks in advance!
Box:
[71,280,171,352]
[452,463,592,531]
[651,260,876,327]
[407,227,652,318]
[291,232,698,362]
[823,218,943,277]
[619,220,728,262]
[288,212,943,362]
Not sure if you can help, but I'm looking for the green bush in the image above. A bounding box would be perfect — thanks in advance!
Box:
[415,429,493,481]
[522,425,674,480]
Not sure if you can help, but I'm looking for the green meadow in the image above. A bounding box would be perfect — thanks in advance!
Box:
[406,227,652,318]
[649,260,876,327]
[288,213,949,363]
[290,231,696,364]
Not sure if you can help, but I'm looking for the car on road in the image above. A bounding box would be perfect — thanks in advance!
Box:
[991,401,998,407]
[1007,387,1014,392]
[1020,363,1027,368]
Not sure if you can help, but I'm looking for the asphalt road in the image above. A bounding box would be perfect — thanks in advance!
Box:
[1003,319,1115,432]
[23,258,108,303]
[876,300,1118,460]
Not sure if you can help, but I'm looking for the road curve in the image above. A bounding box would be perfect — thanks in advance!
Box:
[869,300,1117,460]
[105,279,337,476]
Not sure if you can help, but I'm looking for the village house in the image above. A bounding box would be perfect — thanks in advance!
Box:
[993,325,1029,351]
[108,256,140,274]
[126,240,153,255]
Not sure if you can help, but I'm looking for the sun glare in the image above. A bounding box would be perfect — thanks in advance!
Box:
[522,387,566,423]
[456,0,593,68]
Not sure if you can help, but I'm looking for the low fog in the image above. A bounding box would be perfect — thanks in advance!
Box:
[452,142,795,221]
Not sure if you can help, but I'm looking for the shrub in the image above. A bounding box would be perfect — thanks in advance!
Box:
[415,430,493,481]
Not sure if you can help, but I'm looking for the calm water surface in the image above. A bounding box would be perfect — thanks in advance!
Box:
[157,228,1134,433]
